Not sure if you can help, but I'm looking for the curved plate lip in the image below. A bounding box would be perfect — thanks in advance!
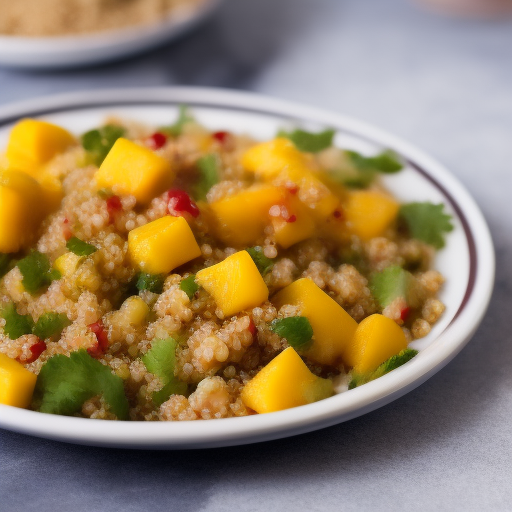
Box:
[0,87,495,449]
[0,0,222,68]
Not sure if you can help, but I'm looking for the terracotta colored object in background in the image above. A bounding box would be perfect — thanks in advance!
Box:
[416,0,512,16]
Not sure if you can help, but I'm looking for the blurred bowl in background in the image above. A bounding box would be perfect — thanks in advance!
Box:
[0,0,223,70]
[415,0,512,17]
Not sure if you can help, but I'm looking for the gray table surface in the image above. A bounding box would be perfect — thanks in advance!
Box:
[1,0,511,510]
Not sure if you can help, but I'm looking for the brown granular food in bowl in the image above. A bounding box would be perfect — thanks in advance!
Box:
[0,0,205,37]
[0,110,453,420]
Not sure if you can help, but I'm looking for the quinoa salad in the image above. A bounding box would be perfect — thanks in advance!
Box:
[0,109,453,421]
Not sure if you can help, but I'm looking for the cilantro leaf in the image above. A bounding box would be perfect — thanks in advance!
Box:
[136,273,165,294]
[192,154,219,200]
[370,265,412,308]
[180,275,199,300]
[246,247,274,276]
[81,124,125,166]
[160,105,194,137]
[34,349,129,419]
[399,202,453,249]
[279,128,335,153]
[349,349,418,389]
[66,237,97,257]
[33,313,71,340]
[17,251,60,294]
[1,303,34,339]
[347,149,403,174]
[142,338,187,406]
[0,253,12,278]
[270,317,314,350]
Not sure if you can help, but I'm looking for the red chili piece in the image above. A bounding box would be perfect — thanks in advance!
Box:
[400,307,410,322]
[212,131,229,144]
[62,218,73,241]
[106,195,122,224]
[248,318,257,338]
[333,209,343,220]
[147,132,167,150]
[286,214,297,223]
[168,189,200,218]
[87,321,109,357]
[286,184,299,195]
[20,339,47,364]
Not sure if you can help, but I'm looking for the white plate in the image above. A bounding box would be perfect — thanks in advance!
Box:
[0,0,222,69]
[0,87,495,449]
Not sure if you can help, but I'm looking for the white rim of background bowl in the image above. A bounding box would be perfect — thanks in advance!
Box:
[0,0,223,68]
[0,87,495,449]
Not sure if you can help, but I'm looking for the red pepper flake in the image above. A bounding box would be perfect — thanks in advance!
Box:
[248,318,257,338]
[400,307,410,322]
[146,132,167,150]
[286,184,299,195]
[87,321,109,357]
[212,131,229,144]
[19,339,47,364]
[106,195,122,224]
[62,218,73,241]
[286,214,297,223]
[168,189,200,218]
[333,209,343,220]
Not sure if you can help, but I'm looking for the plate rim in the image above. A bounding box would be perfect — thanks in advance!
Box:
[0,87,495,449]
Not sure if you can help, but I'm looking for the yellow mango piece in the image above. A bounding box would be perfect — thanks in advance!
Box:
[272,195,316,249]
[0,170,44,253]
[343,314,408,373]
[54,252,83,277]
[241,347,333,413]
[274,167,340,221]
[0,353,37,408]
[94,138,174,204]
[272,278,358,366]
[38,172,64,213]
[128,215,201,274]
[6,119,75,171]
[344,190,399,241]
[241,138,313,179]
[209,184,285,247]
[120,296,150,325]
[196,250,268,317]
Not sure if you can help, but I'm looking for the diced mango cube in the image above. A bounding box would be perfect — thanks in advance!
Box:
[54,252,83,277]
[272,195,315,249]
[272,278,358,366]
[344,190,399,241]
[241,347,333,413]
[274,167,340,221]
[343,314,408,373]
[195,250,268,317]
[38,172,64,213]
[6,119,75,171]
[128,216,201,274]
[95,138,174,204]
[119,296,150,325]
[0,353,37,408]
[209,184,285,247]
[241,138,313,179]
[0,170,44,253]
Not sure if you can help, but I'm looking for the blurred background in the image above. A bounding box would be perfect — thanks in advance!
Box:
[1,0,511,511]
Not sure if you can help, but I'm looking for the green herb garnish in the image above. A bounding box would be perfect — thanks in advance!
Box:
[66,237,97,257]
[399,202,454,249]
[160,105,194,137]
[246,247,274,276]
[370,265,413,309]
[349,349,418,389]
[180,275,199,300]
[33,313,71,340]
[270,316,314,350]
[347,149,403,174]
[279,128,335,153]
[17,251,60,294]
[136,273,165,294]
[142,337,188,406]
[1,303,34,339]
[81,124,125,166]
[34,350,129,419]
[192,154,219,200]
